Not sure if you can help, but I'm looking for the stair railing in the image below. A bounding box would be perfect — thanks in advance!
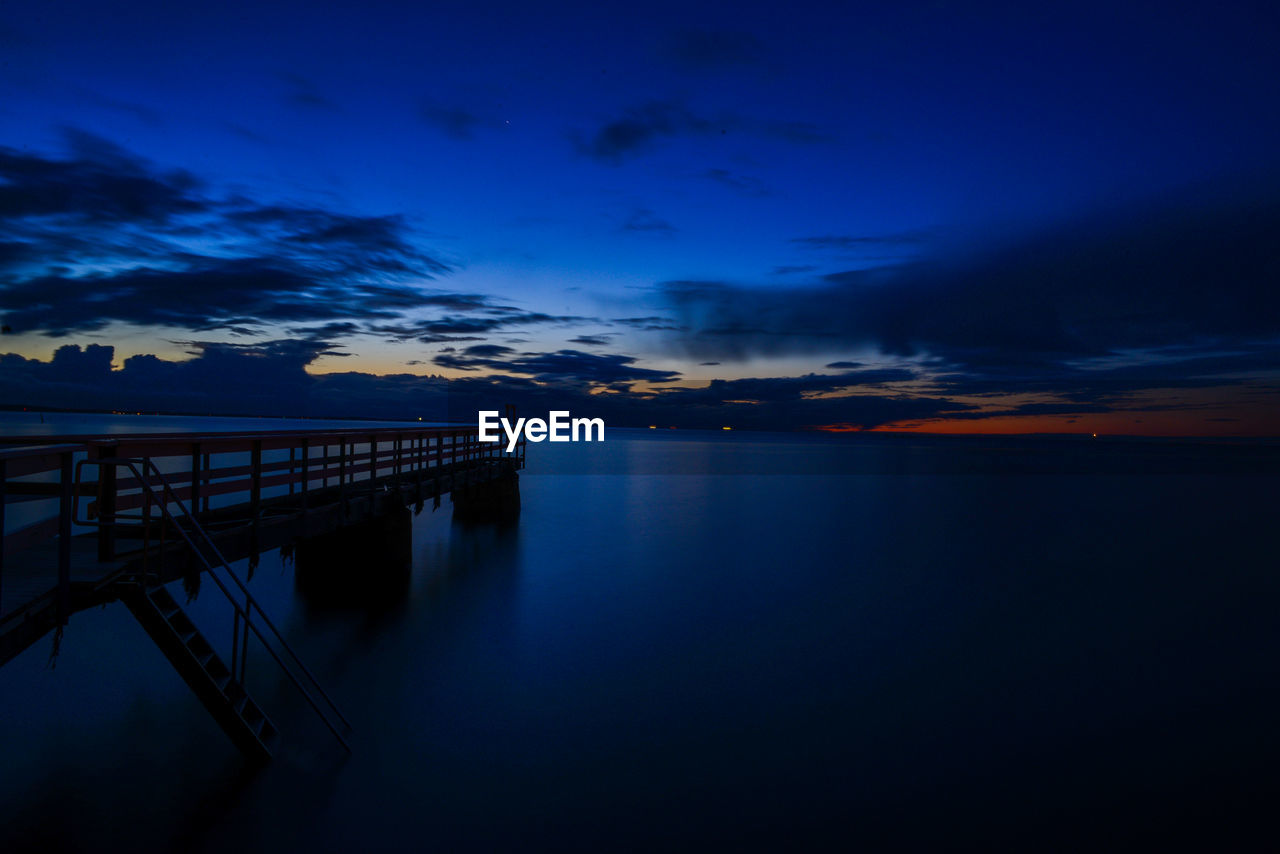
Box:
[73,456,352,752]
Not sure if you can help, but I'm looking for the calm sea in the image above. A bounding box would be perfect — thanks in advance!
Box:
[1,413,1277,850]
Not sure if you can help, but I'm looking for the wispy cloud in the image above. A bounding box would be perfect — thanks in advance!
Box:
[621,208,677,234]
[419,99,497,139]
[574,100,829,163]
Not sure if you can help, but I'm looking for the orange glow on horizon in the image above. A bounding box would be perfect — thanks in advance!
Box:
[861,409,1280,437]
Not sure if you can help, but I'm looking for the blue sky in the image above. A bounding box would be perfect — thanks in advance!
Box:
[2,1,1279,432]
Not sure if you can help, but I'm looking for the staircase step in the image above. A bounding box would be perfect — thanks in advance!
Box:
[122,586,277,764]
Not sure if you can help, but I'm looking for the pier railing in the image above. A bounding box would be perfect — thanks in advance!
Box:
[76,454,354,751]
[0,425,525,616]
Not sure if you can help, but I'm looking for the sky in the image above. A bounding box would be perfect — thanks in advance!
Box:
[2,0,1279,433]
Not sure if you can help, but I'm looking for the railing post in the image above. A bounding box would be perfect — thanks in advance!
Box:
[368,435,377,501]
[96,443,117,561]
[0,457,6,612]
[240,599,251,682]
[300,439,309,512]
[142,455,153,569]
[190,442,201,518]
[58,450,73,623]
[250,440,262,520]
[201,451,211,513]
[231,609,240,678]
[339,438,347,518]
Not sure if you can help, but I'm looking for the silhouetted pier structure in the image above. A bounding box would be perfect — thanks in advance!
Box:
[0,425,525,760]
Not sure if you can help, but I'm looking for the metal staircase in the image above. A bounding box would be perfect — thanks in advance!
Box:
[123,584,279,761]
[74,457,351,761]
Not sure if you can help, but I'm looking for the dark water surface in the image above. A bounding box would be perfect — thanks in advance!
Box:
[2,417,1277,850]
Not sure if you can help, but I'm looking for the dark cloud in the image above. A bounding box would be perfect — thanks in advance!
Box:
[662,29,765,70]
[651,181,1280,417]
[419,100,496,139]
[371,306,592,345]
[461,344,515,358]
[790,232,930,250]
[278,73,338,110]
[660,182,1280,370]
[575,101,718,163]
[703,168,770,196]
[288,321,362,338]
[0,129,205,223]
[568,334,612,346]
[0,261,449,337]
[622,208,677,234]
[611,315,686,332]
[0,132,472,338]
[574,100,826,163]
[434,348,680,385]
[1,342,953,432]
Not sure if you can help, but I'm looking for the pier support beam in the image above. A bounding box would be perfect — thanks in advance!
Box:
[293,506,412,606]
[451,468,521,524]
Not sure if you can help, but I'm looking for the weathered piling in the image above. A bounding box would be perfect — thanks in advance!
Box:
[451,468,521,524]
[293,505,413,605]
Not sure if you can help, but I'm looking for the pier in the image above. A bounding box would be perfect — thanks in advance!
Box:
[0,425,525,761]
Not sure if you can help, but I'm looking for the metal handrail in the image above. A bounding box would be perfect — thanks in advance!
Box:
[74,456,352,751]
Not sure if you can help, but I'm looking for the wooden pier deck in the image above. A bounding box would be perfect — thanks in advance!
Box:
[0,425,525,666]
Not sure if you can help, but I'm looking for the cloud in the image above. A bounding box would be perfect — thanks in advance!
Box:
[622,208,677,234]
[419,99,496,139]
[649,179,1280,416]
[0,131,477,338]
[703,168,770,196]
[574,100,827,163]
[278,73,338,110]
[434,347,681,385]
[1,342,963,432]
[568,334,612,346]
[790,232,930,250]
[461,343,514,358]
[370,304,593,345]
[0,129,205,224]
[770,264,819,275]
[574,101,718,162]
[669,181,1280,361]
[14,336,1271,434]
[611,315,686,332]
